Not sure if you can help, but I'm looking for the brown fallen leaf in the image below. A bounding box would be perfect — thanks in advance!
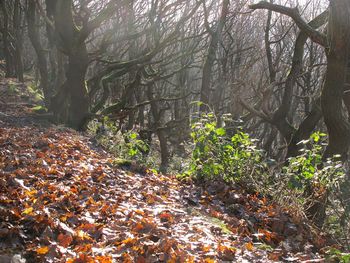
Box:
[159,211,174,223]
[268,250,284,261]
[217,243,236,261]
[57,233,73,248]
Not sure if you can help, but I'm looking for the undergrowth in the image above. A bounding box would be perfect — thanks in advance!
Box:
[183,113,349,251]
[181,112,266,187]
[88,118,158,169]
[88,112,350,252]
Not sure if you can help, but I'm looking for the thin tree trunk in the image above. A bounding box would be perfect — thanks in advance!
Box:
[286,98,322,158]
[13,0,24,82]
[147,84,169,173]
[199,0,229,113]
[26,0,50,106]
[0,1,15,77]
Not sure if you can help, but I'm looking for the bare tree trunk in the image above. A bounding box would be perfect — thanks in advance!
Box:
[26,1,50,106]
[265,3,276,83]
[66,48,90,129]
[13,0,24,82]
[0,1,15,78]
[321,0,350,159]
[272,11,328,143]
[248,3,328,157]
[147,84,169,173]
[287,98,322,158]
[50,0,90,130]
[199,0,229,113]
[126,0,137,131]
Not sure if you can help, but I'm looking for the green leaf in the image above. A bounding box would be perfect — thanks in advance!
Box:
[129,132,138,139]
[215,127,226,136]
[31,105,47,113]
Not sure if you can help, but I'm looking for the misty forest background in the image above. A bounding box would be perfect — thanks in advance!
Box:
[1,0,350,258]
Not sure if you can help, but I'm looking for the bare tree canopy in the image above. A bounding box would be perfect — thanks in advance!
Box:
[0,0,350,261]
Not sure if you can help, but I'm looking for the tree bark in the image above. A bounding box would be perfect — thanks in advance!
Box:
[26,1,50,106]
[0,1,16,78]
[66,48,90,129]
[199,0,229,113]
[147,83,169,173]
[50,0,90,130]
[286,98,322,158]
[13,0,24,82]
[321,0,350,159]
[248,3,328,157]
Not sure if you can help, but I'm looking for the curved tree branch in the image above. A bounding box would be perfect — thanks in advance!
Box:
[272,9,328,122]
[249,1,327,47]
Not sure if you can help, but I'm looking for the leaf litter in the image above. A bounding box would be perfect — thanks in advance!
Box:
[0,81,335,262]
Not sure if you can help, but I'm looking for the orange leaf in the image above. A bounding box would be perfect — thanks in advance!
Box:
[25,189,37,197]
[133,222,144,232]
[185,256,195,263]
[79,223,96,231]
[159,212,174,223]
[36,246,49,255]
[245,242,254,251]
[200,244,211,253]
[146,196,155,204]
[258,229,279,243]
[134,209,145,215]
[217,243,236,261]
[74,244,92,253]
[122,252,133,263]
[122,238,136,246]
[58,233,73,248]
[96,255,113,263]
[76,254,95,263]
[76,230,91,240]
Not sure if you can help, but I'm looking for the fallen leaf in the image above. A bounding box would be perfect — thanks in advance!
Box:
[159,212,174,223]
[22,207,34,215]
[245,242,254,251]
[36,246,49,255]
[96,255,113,263]
[58,233,73,248]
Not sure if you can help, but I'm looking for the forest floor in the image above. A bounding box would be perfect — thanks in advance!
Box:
[0,78,335,262]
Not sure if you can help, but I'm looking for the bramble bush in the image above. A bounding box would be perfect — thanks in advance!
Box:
[90,113,349,250]
[280,132,349,248]
[183,113,349,249]
[183,113,266,185]
[283,132,344,190]
[88,117,152,165]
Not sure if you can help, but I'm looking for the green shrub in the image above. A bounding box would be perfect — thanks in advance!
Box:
[283,132,343,190]
[88,117,153,166]
[184,113,265,184]
[325,248,350,263]
[122,130,150,160]
[281,132,349,249]
[283,132,345,196]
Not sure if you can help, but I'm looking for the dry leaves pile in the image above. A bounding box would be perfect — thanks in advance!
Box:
[0,81,331,262]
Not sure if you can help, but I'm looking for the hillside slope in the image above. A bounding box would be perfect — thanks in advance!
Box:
[0,79,331,262]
